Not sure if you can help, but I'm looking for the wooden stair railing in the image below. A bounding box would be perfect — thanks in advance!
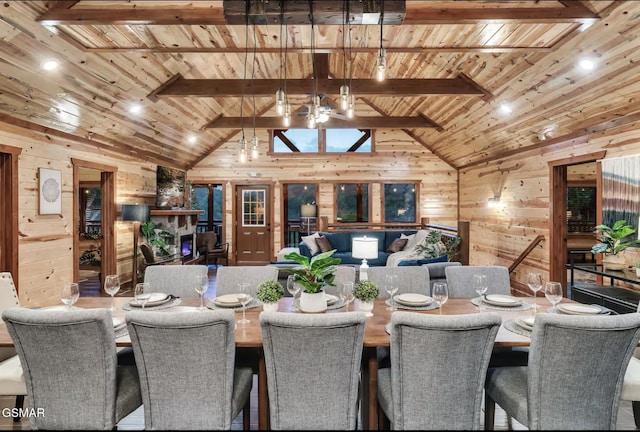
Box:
[508,235,545,296]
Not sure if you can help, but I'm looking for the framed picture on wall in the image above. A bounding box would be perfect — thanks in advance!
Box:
[39,168,62,215]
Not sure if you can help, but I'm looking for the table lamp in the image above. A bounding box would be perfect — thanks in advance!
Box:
[352,236,378,281]
[121,204,150,285]
[300,203,317,235]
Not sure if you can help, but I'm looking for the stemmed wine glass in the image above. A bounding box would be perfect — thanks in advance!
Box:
[342,282,355,312]
[61,283,79,310]
[527,272,543,310]
[287,275,301,312]
[195,274,209,311]
[104,274,120,312]
[544,281,563,313]
[385,274,398,311]
[237,283,251,324]
[473,274,488,311]
[134,282,151,310]
[432,282,449,315]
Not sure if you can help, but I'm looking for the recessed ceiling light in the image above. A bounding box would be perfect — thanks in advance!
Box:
[129,104,142,114]
[187,135,197,144]
[579,58,596,71]
[498,103,512,115]
[41,59,59,71]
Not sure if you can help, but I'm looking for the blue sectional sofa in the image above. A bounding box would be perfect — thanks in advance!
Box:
[299,230,417,266]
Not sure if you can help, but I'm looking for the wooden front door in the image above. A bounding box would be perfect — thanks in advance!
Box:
[235,185,272,265]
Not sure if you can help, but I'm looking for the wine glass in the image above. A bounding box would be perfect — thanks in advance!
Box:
[544,281,563,313]
[287,275,301,312]
[527,272,543,310]
[134,282,151,310]
[237,283,251,324]
[61,283,79,310]
[342,282,355,312]
[385,274,398,311]
[432,282,449,315]
[104,274,121,312]
[195,274,209,311]
[473,274,488,311]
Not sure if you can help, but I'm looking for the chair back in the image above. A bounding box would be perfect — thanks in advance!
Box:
[126,310,238,430]
[260,312,366,430]
[143,265,208,298]
[139,242,156,265]
[367,266,430,298]
[526,313,640,430]
[216,266,279,297]
[196,231,217,253]
[2,308,128,430]
[387,312,500,430]
[323,266,356,297]
[0,273,19,323]
[445,265,510,298]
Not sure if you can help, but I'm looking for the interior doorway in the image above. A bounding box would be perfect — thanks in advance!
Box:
[72,159,117,295]
[0,145,21,289]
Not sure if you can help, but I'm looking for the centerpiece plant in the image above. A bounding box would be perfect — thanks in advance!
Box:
[283,249,341,293]
[256,280,285,312]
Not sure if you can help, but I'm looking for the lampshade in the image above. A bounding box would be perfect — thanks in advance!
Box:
[300,204,317,218]
[121,204,150,223]
[352,237,378,260]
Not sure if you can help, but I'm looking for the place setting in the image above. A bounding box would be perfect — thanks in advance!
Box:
[122,283,181,311]
[471,293,533,311]
[385,293,439,311]
[206,283,263,312]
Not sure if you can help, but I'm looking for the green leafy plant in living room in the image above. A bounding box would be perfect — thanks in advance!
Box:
[256,280,285,304]
[283,249,341,294]
[591,220,640,255]
[414,230,462,261]
[353,280,379,302]
[140,220,173,256]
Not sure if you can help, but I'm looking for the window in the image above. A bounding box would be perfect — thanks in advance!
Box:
[243,189,266,226]
[272,128,372,153]
[192,184,223,239]
[383,183,417,223]
[283,183,317,246]
[79,186,101,234]
[566,186,596,233]
[336,183,369,222]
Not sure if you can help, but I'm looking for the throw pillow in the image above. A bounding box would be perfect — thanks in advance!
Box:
[398,260,418,266]
[315,235,333,253]
[400,233,416,251]
[386,238,408,253]
[301,232,321,255]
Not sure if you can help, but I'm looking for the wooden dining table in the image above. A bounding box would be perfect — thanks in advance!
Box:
[0,295,567,430]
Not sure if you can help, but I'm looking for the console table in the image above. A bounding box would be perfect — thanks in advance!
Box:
[569,263,640,314]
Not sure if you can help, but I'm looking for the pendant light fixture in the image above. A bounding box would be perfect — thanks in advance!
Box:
[282,4,292,128]
[376,0,386,82]
[275,1,286,116]
[346,0,356,119]
[238,1,250,163]
[308,0,319,129]
[250,19,259,160]
[340,0,350,111]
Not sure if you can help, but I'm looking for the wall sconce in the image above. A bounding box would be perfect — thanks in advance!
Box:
[488,195,502,208]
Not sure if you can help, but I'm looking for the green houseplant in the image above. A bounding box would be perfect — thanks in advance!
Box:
[283,249,341,312]
[256,280,284,312]
[591,220,640,271]
[353,280,379,316]
[414,230,462,261]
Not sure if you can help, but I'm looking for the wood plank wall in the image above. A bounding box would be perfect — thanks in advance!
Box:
[0,122,156,307]
[459,122,640,288]
[188,129,459,261]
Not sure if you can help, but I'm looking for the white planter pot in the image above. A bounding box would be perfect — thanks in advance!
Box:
[603,254,627,272]
[636,268,640,278]
[299,291,327,313]
[262,302,279,313]
[358,300,374,317]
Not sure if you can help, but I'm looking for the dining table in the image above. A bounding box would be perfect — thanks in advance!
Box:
[0,294,582,430]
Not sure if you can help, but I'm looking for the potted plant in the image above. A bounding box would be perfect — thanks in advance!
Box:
[414,230,462,261]
[353,280,379,316]
[591,220,640,271]
[256,280,284,312]
[635,262,640,278]
[283,249,341,313]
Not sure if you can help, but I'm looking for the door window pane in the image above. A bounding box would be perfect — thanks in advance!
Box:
[336,183,369,222]
[243,190,266,226]
[384,183,417,223]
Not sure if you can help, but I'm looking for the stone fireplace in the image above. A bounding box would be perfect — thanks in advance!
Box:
[149,209,203,255]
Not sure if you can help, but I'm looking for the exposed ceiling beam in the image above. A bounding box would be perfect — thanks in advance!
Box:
[36,3,598,26]
[149,74,488,98]
[205,116,438,129]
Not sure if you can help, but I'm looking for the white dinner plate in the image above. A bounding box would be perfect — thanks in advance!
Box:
[325,294,339,306]
[394,293,433,306]
[556,303,601,315]
[130,293,171,307]
[482,294,522,307]
[112,316,125,329]
[516,317,535,331]
[212,294,252,308]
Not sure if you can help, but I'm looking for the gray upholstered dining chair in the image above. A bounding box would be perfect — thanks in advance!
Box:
[143,264,208,298]
[377,312,501,430]
[323,265,357,297]
[445,265,511,298]
[0,272,26,422]
[216,266,279,297]
[367,266,430,298]
[126,310,253,430]
[485,313,640,430]
[260,311,367,430]
[2,307,142,430]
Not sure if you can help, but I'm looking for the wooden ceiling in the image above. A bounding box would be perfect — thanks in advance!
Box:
[0,1,638,170]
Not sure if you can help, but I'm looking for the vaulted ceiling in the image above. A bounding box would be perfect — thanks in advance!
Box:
[1,1,638,170]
